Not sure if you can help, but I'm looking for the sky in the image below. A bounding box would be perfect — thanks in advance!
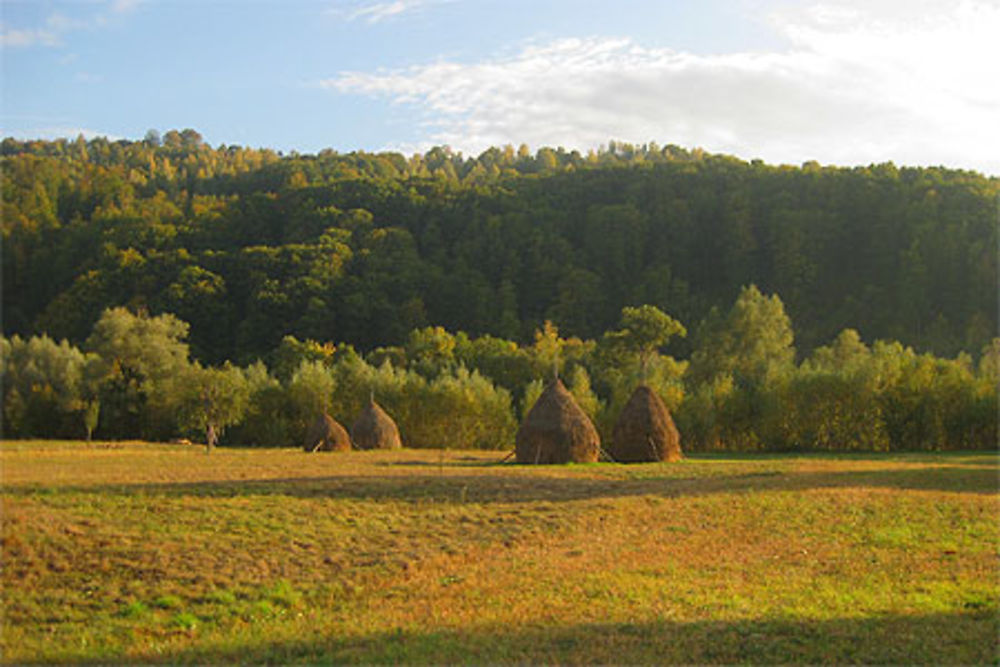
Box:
[2,0,998,174]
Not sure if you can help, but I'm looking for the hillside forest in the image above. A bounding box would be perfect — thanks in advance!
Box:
[1,132,997,451]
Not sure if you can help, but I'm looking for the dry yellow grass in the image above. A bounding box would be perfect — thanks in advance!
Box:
[2,440,997,664]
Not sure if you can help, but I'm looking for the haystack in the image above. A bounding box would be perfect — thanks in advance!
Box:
[303,413,352,452]
[351,399,402,450]
[610,385,682,463]
[515,379,600,464]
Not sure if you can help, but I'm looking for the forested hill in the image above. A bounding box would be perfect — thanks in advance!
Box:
[3,132,997,364]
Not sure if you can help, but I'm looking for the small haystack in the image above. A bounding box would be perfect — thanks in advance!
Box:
[515,379,600,464]
[610,385,682,463]
[303,413,352,452]
[351,399,402,450]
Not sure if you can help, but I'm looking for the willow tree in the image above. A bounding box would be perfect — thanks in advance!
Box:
[84,307,193,439]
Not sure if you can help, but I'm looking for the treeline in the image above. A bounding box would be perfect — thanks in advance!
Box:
[2,132,997,366]
[3,291,996,452]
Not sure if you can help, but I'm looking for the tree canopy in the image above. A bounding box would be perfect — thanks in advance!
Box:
[2,134,996,366]
[3,301,995,453]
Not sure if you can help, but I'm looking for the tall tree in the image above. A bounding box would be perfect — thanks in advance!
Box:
[604,305,687,380]
[178,362,250,451]
[84,308,193,439]
[688,285,795,388]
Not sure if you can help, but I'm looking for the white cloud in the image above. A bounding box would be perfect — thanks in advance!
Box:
[331,0,452,24]
[350,2,409,23]
[110,0,145,14]
[0,26,60,48]
[1,0,142,49]
[325,0,1000,173]
[75,72,104,84]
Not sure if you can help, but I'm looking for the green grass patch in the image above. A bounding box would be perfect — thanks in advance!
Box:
[170,612,199,631]
[152,595,184,610]
[117,601,149,618]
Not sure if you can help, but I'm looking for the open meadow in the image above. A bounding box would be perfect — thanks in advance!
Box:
[2,441,998,664]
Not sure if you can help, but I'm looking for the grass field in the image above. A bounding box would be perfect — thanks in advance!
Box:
[1,441,997,664]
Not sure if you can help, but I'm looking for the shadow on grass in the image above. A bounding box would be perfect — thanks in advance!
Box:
[33,610,1000,665]
[5,460,997,504]
[688,451,998,466]
[375,455,507,467]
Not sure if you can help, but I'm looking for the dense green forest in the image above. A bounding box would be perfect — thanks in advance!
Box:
[2,132,997,451]
[3,132,997,363]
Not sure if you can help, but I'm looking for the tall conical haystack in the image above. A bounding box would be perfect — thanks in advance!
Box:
[610,385,682,463]
[303,413,352,452]
[515,379,600,464]
[351,399,402,450]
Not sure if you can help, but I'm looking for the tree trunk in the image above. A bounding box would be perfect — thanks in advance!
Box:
[206,423,217,454]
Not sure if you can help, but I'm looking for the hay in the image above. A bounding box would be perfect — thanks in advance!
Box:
[303,413,352,452]
[351,399,402,450]
[515,379,600,464]
[610,385,682,463]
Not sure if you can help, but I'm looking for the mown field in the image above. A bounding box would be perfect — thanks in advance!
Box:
[1,441,997,664]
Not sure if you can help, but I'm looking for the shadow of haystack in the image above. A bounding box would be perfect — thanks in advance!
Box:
[351,399,402,450]
[610,385,682,463]
[303,413,352,452]
[516,379,600,464]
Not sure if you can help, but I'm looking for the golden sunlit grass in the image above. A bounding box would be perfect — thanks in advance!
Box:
[2,440,997,664]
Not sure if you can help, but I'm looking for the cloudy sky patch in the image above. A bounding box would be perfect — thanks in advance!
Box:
[326,0,1000,172]
[2,0,996,173]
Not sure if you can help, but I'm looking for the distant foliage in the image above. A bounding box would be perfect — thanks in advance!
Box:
[1,334,95,438]
[2,135,996,364]
[2,300,995,452]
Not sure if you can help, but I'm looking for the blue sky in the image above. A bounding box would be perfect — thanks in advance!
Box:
[2,0,999,174]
